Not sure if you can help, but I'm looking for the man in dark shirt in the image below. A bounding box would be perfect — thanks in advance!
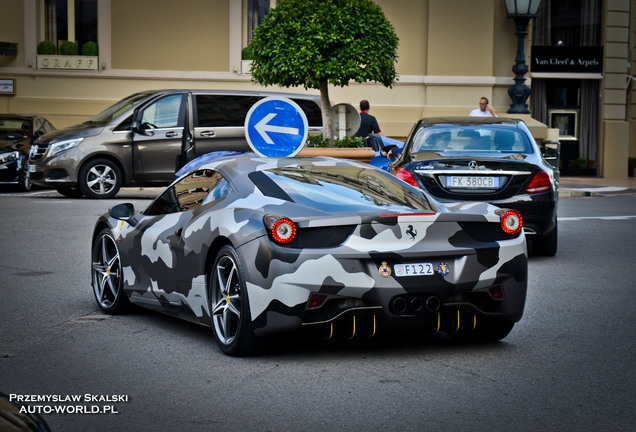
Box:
[354,100,384,150]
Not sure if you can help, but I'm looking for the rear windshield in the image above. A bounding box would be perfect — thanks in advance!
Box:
[89,92,152,123]
[249,165,433,213]
[411,125,532,154]
[0,118,31,139]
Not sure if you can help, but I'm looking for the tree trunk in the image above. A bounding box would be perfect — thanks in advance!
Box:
[319,80,334,146]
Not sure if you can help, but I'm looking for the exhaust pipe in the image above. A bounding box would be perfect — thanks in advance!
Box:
[392,295,442,314]
[410,297,423,312]
[392,297,408,314]
[425,296,441,312]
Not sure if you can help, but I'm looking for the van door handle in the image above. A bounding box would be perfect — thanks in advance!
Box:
[165,131,179,138]
[200,131,216,137]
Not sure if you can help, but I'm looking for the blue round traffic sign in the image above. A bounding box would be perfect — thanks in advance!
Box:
[244,96,308,157]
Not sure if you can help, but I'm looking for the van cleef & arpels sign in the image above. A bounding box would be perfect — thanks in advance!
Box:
[531,46,603,74]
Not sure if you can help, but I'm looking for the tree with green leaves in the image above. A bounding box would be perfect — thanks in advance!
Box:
[249,0,399,145]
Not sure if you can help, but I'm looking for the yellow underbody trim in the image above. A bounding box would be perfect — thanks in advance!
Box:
[348,315,356,339]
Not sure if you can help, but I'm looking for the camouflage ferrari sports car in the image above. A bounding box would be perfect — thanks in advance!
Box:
[91,155,528,356]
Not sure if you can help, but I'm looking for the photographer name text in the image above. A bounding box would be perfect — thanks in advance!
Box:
[9,393,129,415]
[10,393,128,403]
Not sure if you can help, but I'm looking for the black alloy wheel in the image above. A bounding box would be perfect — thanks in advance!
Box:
[91,229,130,314]
[210,245,264,356]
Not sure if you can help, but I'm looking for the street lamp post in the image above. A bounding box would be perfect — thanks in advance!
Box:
[504,0,542,114]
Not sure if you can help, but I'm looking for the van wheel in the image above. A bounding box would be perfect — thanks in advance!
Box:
[78,159,122,199]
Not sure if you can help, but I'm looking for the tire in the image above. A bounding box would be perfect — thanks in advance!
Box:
[78,158,122,199]
[533,222,557,256]
[449,317,515,343]
[91,229,130,314]
[18,166,32,192]
[209,245,264,356]
[56,187,83,198]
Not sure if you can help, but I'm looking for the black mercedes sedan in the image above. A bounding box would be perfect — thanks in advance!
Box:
[0,114,55,191]
[389,117,558,256]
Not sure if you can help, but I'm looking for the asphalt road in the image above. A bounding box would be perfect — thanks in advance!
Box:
[0,189,634,432]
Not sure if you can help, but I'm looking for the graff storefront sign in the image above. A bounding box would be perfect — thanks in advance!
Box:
[37,55,98,70]
[531,46,603,74]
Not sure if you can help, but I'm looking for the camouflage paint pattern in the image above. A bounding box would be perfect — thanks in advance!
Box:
[93,155,527,337]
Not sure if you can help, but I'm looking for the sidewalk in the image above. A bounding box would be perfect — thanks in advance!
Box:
[559,176,636,197]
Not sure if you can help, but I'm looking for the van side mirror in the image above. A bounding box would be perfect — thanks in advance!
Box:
[109,203,135,221]
[132,120,154,136]
[131,120,143,134]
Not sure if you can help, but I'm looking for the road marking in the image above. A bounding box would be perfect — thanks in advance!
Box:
[0,190,57,197]
[564,187,627,193]
[559,215,636,221]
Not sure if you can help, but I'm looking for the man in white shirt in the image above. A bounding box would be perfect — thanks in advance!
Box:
[469,97,497,117]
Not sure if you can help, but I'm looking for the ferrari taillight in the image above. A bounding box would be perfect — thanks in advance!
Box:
[267,217,297,244]
[525,170,552,194]
[500,210,523,235]
[395,168,419,187]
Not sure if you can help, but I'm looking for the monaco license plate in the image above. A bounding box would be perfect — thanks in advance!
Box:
[394,263,434,277]
[446,176,499,189]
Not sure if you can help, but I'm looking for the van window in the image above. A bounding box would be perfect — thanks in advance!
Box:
[90,92,152,124]
[292,98,323,127]
[195,95,260,127]
[141,94,184,129]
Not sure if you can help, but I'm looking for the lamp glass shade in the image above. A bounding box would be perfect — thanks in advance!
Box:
[505,0,541,16]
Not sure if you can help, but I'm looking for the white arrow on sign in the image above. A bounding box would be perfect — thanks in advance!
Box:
[254,113,299,144]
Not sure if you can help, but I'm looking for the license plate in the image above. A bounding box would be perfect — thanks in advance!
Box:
[446,176,499,189]
[27,164,37,173]
[394,263,434,277]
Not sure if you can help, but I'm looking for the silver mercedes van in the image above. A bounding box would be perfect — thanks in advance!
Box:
[28,89,323,198]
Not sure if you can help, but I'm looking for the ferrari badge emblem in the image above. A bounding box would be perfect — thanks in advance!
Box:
[406,224,417,240]
[379,262,392,278]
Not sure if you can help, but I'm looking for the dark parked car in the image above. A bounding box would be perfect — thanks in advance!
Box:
[92,154,528,356]
[0,392,51,431]
[28,89,322,198]
[389,117,559,256]
[0,114,55,191]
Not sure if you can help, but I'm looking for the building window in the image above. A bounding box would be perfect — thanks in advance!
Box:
[246,0,273,44]
[42,0,97,49]
[532,0,601,47]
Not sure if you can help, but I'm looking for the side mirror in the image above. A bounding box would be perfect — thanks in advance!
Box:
[131,120,143,135]
[540,140,560,169]
[131,120,154,136]
[109,203,135,221]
